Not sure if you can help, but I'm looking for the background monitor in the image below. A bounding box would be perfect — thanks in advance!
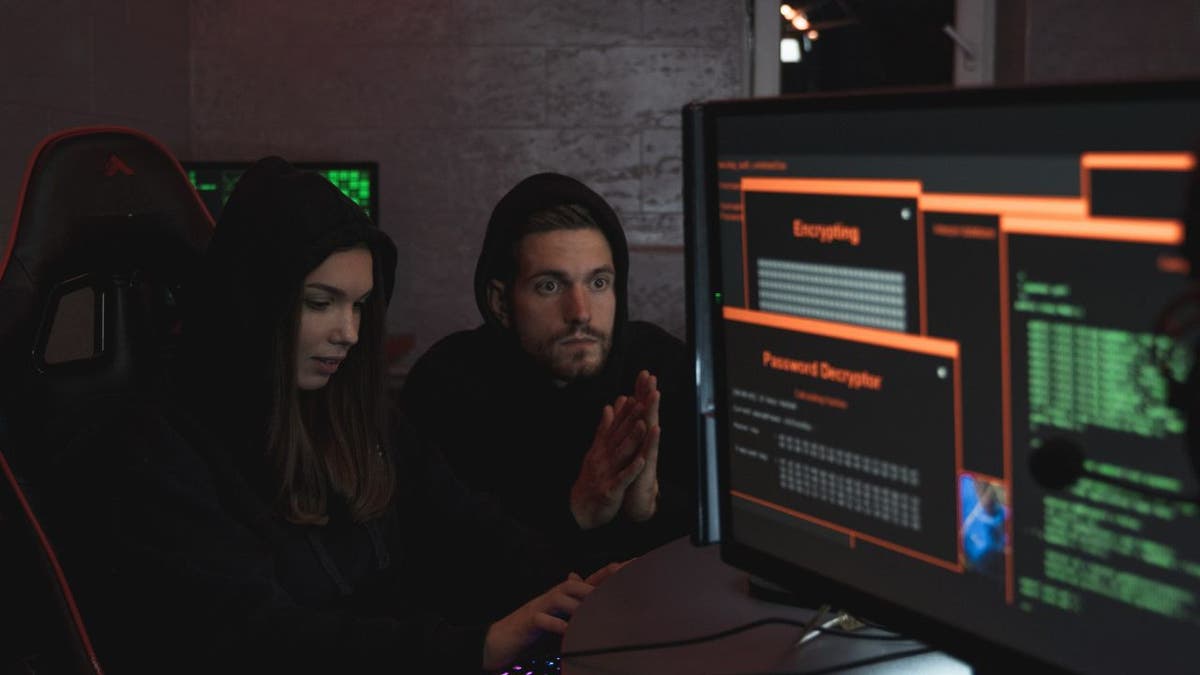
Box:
[685,79,1200,673]
[183,161,379,223]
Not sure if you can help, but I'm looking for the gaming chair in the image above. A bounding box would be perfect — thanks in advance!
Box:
[0,127,212,674]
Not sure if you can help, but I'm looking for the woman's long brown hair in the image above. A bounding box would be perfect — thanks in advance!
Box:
[266,246,395,525]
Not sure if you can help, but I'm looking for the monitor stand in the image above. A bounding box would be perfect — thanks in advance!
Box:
[746,574,828,610]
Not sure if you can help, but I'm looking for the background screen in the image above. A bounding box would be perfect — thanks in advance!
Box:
[183,161,379,223]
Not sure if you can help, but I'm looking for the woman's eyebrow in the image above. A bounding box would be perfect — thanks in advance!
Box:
[305,283,346,298]
[306,283,372,301]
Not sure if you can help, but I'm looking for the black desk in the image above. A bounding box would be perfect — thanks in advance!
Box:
[562,537,971,674]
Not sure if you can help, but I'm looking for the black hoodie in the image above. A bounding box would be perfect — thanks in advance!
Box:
[399,173,695,562]
[55,159,563,674]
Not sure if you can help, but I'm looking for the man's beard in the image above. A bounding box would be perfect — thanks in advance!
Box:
[526,325,612,382]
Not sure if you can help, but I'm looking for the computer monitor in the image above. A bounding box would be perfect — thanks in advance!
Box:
[183,161,380,223]
[685,80,1200,673]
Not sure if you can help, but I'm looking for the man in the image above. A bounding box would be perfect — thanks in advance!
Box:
[398,173,694,561]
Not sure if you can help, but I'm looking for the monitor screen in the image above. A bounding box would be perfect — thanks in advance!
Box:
[686,80,1200,673]
[183,161,380,223]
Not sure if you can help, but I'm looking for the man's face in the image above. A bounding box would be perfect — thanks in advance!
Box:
[497,228,616,382]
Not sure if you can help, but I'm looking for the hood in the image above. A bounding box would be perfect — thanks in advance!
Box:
[473,172,630,339]
[179,156,396,437]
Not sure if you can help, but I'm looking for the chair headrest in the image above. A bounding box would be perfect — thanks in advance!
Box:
[0,127,212,454]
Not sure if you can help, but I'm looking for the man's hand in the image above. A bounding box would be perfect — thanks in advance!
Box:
[482,574,594,671]
[570,396,648,530]
[621,370,660,522]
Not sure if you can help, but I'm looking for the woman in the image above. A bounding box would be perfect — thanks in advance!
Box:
[65,157,612,673]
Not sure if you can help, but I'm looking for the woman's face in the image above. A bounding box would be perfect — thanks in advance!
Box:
[295,247,374,391]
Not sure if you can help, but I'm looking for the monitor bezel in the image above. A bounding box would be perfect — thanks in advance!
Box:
[690,77,1200,673]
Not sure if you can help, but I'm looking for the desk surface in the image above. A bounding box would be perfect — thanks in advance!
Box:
[562,537,971,674]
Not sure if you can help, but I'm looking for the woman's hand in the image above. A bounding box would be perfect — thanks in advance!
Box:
[481,574,594,671]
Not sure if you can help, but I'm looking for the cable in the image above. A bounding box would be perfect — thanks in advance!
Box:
[560,617,818,659]
[560,612,914,660]
[794,604,832,648]
[833,614,905,636]
[795,610,912,643]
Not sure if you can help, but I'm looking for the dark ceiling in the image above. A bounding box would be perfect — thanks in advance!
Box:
[779,0,957,93]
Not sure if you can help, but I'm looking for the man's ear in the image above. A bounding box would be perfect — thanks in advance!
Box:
[487,280,511,328]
